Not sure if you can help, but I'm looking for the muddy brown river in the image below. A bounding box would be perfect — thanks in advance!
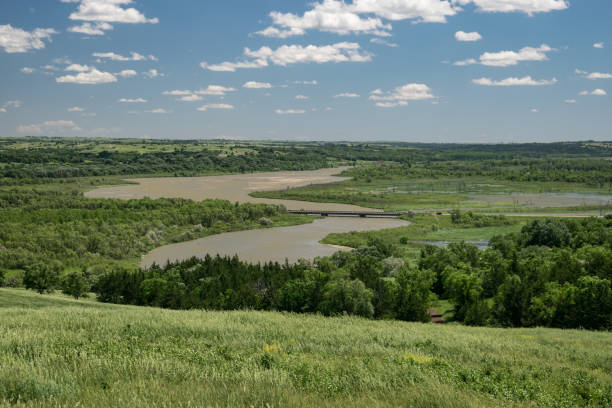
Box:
[86,167,410,267]
[141,217,410,268]
[85,167,375,212]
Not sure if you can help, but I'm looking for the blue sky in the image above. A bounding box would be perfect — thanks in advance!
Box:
[0,0,610,142]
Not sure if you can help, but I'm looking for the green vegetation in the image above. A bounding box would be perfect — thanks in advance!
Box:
[2,138,612,406]
[0,186,311,275]
[252,158,612,212]
[86,216,612,330]
[322,213,525,260]
[1,288,611,407]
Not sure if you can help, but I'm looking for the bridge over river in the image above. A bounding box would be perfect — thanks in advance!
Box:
[288,210,408,218]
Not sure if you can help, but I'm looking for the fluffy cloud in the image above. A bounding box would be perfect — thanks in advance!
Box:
[162,90,192,96]
[369,83,435,107]
[472,76,557,86]
[18,120,81,135]
[21,67,35,74]
[69,22,113,35]
[65,64,91,72]
[118,69,137,78]
[258,0,566,39]
[455,31,482,42]
[197,104,235,112]
[196,85,236,96]
[68,106,85,112]
[62,0,159,24]
[295,95,309,100]
[119,98,147,103]
[179,94,203,102]
[334,92,360,98]
[0,25,57,53]
[576,70,612,80]
[257,0,392,38]
[93,51,155,61]
[143,69,162,78]
[453,0,568,15]
[593,42,604,49]
[243,81,273,89]
[146,108,170,114]
[202,42,371,72]
[57,67,118,84]
[455,44,553,67]
[580,89,607,96]
[258,0,459,38]
[453,58,477,66]
[162,87,235,102]
[275,109,306,115]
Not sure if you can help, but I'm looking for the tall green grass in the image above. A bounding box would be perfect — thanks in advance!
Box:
[1,289,610,407]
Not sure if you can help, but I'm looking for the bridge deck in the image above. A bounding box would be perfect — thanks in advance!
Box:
[288,210,405,218]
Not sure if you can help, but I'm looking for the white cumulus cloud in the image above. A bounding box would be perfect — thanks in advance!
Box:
[472,76,557,86]
[118,69,137,78]
[577,70,612,80]
[68,22,113,35]
[258,0,460,39]
[0,24,57,53]
[455,31,482,42]
[243,81,273,89]
[57,67,117,84]
[202,42,371,72]
[453,0,568,15]
[93,51,155,61]
[334,92,360,98]
[119,98,147,103]
[196,85,236,96]
[62,0,159,24]
[68,107,85,112]
[456,44,554,67]
[197,104,235,112]
[369,83,435,107]
[21,67,35,74]
[593,42,604,49]
[275,109,306,115]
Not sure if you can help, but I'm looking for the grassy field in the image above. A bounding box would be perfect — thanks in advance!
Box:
[1,289,611,407]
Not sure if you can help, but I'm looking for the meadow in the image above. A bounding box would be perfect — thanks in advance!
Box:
[1,288,611,408]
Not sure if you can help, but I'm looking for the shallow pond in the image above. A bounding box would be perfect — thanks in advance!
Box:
[141,217,411,268]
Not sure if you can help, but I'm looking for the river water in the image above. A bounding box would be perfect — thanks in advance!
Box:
[85,167,375,212]
[86,167,411,267]
[141,217,411,268]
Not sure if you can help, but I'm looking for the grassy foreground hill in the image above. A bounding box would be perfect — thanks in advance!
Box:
[1,289,611,408]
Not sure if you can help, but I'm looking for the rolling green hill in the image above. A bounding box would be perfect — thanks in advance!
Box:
[1,288,610,407]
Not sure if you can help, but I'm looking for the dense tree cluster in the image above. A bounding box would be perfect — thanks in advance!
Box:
[93,237,433,321]
[420,217,612,329]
